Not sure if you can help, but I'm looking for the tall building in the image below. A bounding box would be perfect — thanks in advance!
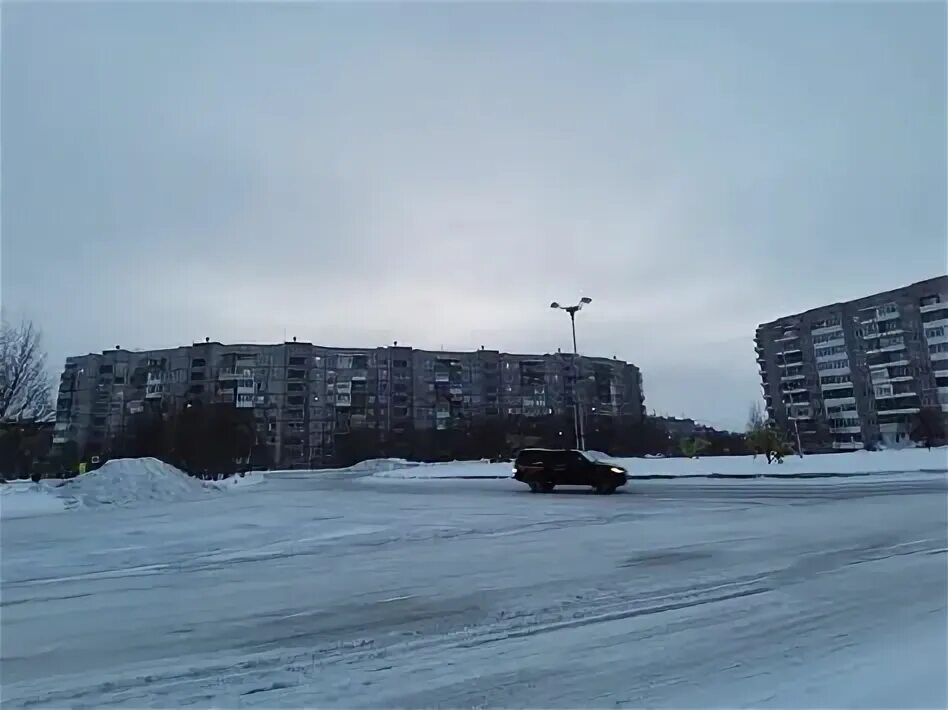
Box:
[53,341,645,467]
[755,276,948,451]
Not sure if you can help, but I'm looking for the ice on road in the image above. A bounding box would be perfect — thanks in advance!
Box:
[2,473,946,708]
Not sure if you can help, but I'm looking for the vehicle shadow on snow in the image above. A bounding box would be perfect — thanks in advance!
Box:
[513,486,633,496]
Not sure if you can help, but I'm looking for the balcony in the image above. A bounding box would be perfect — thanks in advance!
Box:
[869,359,909,369]
[811,324,843,337]
[829,425,862,434]
[874,390,917,400]
[218,368,253,380]
[865,342,906,356]
[820,380,852,391]
[920,299,948,314]
[877,407,921,416]
[824,396,856,407]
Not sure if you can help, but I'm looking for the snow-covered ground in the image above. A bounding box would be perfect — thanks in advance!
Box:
[2,469,945,708]
[369,447,948,479]
[0,458,264,519]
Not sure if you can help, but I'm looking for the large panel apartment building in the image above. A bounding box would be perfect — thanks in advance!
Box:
[54,342,645,467]
[756,276,948,451]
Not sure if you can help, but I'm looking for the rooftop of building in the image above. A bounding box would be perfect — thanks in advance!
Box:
[757,274,947,331]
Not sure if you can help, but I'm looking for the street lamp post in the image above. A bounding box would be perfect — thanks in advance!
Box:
[551,297,592,450]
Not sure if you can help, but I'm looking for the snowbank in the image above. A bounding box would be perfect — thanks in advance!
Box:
[371,461,513,480]
[0,482,67,519]
[615,446,948,478]
[368,447,948,480]
[207,472,266,490]
[345,458,419,473]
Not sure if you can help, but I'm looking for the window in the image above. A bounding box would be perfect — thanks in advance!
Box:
[191,370,205,381]
[817,359,849,371]
[820,374,851,385]
[189,384,204,394]
[192,358,206,368]
[288,356,306,366]
[814,345,847,358]
[287,382,304,392]
[98,365,113,374]
[929,343,948,354]
[288,369,306,379]
[925,326,945,339]
[827,405,856,415]
[93,416,106,426]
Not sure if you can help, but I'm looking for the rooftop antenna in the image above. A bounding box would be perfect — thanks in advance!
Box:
[205,337,210,343]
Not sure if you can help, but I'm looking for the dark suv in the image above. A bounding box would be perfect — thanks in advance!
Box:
[512,449,628,494]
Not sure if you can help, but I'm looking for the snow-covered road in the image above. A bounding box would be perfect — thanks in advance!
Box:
[2,473,946,708]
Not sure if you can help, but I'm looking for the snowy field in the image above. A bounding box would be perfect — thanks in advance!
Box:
[366,447,948,479]
[2,456,946,709]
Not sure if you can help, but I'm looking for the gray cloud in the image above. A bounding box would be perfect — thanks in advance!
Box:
[3,1,945,430]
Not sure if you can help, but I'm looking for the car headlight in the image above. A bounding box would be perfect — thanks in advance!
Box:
[512,467,518,474]
[610,466,626,474]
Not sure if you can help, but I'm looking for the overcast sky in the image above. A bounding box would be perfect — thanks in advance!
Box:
[3,2,945,430]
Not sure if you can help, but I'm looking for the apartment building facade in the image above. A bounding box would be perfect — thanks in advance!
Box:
[755,276,948,451]
[53,341,645,467]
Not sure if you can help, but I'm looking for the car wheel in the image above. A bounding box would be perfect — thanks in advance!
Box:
[595,480,617,495]
[528,481,541,493]
[540,481,555,493]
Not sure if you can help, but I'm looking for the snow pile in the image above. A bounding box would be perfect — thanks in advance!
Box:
[0,482,67,519]
[345,458,419,474]
[56,457,214,509]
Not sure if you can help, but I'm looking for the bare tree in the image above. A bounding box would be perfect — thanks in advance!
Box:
[0,320,52,421]
[746,400,766,432]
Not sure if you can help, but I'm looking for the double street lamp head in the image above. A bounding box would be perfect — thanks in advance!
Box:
[550,297,593,311]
